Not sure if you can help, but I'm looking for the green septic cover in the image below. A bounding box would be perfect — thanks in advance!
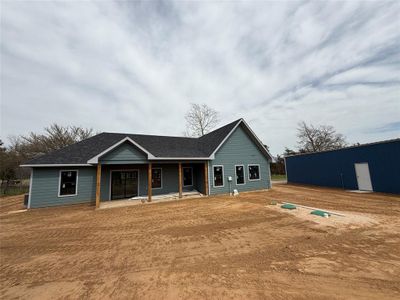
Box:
[311,210,331,217]
[281,203,296,210]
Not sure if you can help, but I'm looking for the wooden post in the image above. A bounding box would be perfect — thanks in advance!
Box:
[204,162,208,196]
[178,162,183,198]
[95,163,101,208]
[148,163,152,202]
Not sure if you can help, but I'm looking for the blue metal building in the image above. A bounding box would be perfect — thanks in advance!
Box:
[285,139,400,194]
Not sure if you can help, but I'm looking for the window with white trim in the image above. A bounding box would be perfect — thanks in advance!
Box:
[248,165,260,180]
[152,168,162,189]
[59,170,78,196]
[213,166,224,187]
[235,165,245,185]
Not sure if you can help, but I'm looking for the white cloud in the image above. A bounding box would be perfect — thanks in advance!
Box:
[1,0,399,155]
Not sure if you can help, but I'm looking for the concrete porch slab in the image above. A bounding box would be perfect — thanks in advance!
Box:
[98,190,204,210]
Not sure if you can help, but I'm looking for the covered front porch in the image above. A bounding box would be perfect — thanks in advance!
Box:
[98,190,204,209]
[95,161,209,208]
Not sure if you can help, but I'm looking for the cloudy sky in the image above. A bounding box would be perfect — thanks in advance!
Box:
[1,1,399,155]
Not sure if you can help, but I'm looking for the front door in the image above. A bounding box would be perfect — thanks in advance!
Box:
[111,170,139,200]
[183,167,193,186]
[354,163,373,191]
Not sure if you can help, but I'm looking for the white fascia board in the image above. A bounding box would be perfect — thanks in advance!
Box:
[87,137,155,164]
[20,164,91,168]
[240,119,274,161]
[148,157,212,161]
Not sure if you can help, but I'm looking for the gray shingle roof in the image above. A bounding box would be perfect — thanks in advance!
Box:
[24,119,242,165]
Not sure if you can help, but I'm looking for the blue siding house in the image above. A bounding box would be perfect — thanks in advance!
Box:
[285,139,400,194]
[22,119,272,208]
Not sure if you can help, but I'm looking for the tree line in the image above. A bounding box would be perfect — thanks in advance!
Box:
[270,122,347,175]
[0,124,95,194]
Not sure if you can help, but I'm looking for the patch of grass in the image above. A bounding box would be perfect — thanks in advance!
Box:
[271,174,287,181]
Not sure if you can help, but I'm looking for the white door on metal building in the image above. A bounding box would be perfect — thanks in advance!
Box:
[354,163,373,191]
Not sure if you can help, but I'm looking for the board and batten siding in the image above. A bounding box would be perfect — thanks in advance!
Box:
[209,124,271,195]
[30,167,96,208]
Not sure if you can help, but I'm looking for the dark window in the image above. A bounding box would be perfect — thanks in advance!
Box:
[152,168,162,189]
[236,165,245,184]
[111,171,138,200]
[248,165,260,180]
[59,171,77,196]
[213,166,224,187]
[183,167,193,186]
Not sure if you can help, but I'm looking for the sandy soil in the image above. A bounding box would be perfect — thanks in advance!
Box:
[0,194,26,215]
[1,183,400,299]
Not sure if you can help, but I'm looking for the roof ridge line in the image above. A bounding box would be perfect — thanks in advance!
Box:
[101,132,199,139]
[199,118,242,139]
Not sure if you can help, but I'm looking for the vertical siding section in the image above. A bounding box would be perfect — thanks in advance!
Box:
[209,125,271,195]
[30,167,96,208]
[286,140,400,194]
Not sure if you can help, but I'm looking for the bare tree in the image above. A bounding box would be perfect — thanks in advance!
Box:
[297,121,347,153]
[184,103,220,137]
[10,124,95,161]
[283,147,297,156]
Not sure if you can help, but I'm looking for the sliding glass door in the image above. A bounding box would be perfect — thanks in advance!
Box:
[111,170,139,200]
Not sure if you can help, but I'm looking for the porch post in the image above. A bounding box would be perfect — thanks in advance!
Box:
[178,162,183,198]
[95,163,101,208]
[204,162,208,196]
[148,163,152,202]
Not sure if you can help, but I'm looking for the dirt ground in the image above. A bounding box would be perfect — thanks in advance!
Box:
[1,183,400,299]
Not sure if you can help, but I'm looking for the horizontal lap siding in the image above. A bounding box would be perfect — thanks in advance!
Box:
[152,165,179,196]
[99,142,148,164]
[209,125,271,195]
[30,167,96,208]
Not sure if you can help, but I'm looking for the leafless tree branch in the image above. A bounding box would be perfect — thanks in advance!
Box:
[184,103,220,137]
[297,121,347,152]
